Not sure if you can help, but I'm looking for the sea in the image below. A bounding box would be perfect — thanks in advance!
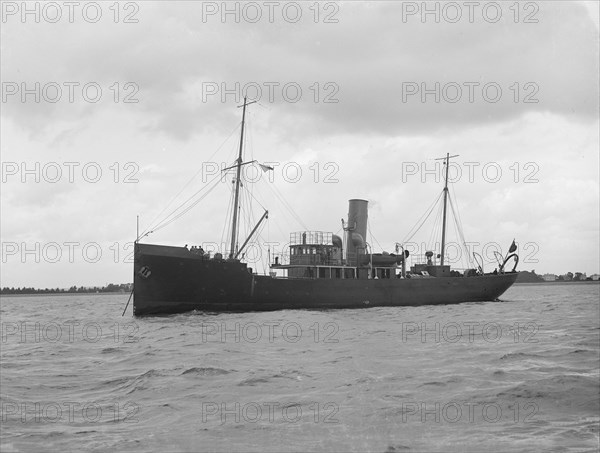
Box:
[1,283,599,453]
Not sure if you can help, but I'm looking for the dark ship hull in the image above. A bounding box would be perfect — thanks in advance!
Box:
[133,243,518,316]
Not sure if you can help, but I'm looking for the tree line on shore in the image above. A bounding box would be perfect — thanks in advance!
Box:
[515,270,596,283]
[0,283,133,295]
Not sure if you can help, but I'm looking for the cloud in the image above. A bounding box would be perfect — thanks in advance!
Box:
[2,2,597,141]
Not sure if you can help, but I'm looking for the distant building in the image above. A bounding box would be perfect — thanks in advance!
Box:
[542,273,557,282]
[590,274,600,281]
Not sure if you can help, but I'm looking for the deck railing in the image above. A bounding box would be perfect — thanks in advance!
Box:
[289,231,333,246]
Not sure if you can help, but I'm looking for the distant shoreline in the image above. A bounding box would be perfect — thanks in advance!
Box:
[514,281,600,286]
[0,291,129,297]
[1,281,598,297]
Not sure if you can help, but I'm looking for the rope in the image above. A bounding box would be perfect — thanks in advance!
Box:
[149,175,222,234]
[139,123,242,238]
[401,190,444,244]
[367,218,385,252]
[448,193,473,268]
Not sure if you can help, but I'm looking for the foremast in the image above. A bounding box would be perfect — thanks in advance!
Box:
[229,97,257,258]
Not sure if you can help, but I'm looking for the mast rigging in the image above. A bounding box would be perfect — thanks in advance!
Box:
[435,153,459,266]
[229,97,257,258]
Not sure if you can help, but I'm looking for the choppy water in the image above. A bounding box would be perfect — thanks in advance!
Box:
[1,283,599,452]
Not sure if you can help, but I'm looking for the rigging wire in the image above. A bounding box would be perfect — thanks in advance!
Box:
[448,193,473,268]
[448,200,463,269]
[428,197,444,255]
[139,122,242,238]
[450,183,465,237]
[240,172,293,248]
[245,183,269,213]
[450,185,473,267]
[221,179,236,248]
[239,188,255,253]
[401,190,444,244]
[367,218,385,253]
[147,174,223,235]
[262,180,309,231]
[252,221,271,274]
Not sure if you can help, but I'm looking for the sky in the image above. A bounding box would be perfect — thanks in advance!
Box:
[1,0,599,288]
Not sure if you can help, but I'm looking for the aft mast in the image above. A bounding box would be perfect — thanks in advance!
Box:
[229,97,257,259]
[436,153,458,266]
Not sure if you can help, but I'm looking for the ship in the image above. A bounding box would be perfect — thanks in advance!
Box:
[130,98,519,316]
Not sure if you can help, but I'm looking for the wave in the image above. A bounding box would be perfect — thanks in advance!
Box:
[100,347,123,354]
[496,374,600,411]
[180,367,230,376]
[238,377,270,386]
[384,445,411,452]
[419,381,447,387]
[499,352,542,360]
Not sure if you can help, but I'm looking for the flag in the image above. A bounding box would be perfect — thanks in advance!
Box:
[259,163,274,172]
[508,239,517,253]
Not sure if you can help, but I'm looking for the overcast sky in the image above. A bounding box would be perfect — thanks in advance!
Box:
[1,1,599,288]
